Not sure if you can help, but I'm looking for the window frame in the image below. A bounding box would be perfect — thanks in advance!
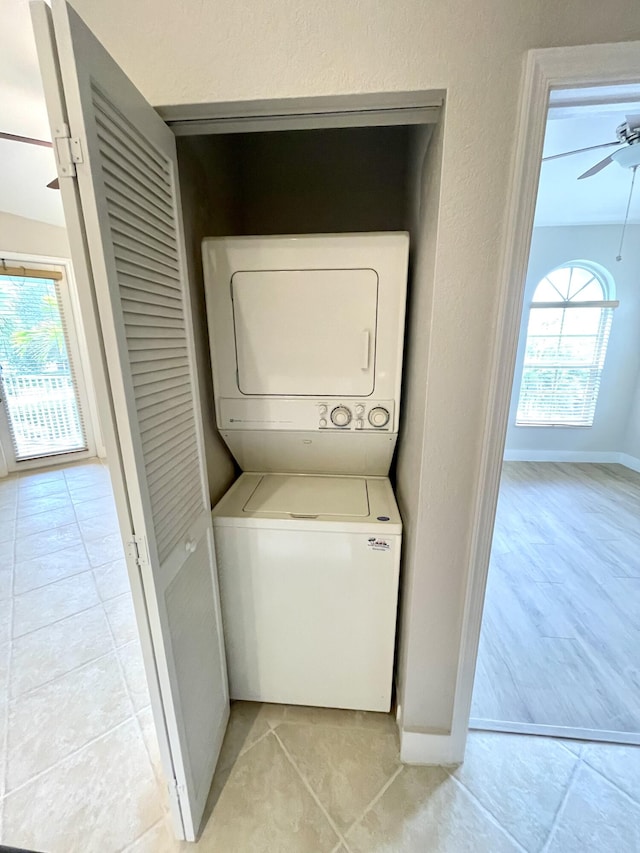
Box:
[515,261,618,429]
[0,253,97,472]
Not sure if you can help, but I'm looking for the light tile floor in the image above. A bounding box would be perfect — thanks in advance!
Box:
[0,461,162,853]
[1,462,640,852]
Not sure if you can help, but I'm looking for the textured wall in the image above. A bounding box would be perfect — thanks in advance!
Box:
[0,211,70,258]
[68,0,640,736]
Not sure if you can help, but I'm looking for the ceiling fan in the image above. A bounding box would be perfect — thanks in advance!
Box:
[0,131,59,189]
[542,113,640,261]
[542,113,640,179]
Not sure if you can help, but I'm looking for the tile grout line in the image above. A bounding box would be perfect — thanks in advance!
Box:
[2,465,149,822]
[97,585,142,725]
[445,772,530,853]
[129,709,168,828]
[341,763,404,849]
[13,522,85,561]
[272,728,349,849]
[13,565,96,598]
[237,723,274,760]
[539,757,582,853]
[70,474,108,578]
[2,489,18,810]
[579,756,640,810]
[119,815,166,853]
[11,598,105,643]
[13,537,124,600]
[8,641,117,703]
[1,713,137,802]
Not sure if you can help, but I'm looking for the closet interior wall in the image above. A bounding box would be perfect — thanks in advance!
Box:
[395,117,449,731]
[176,124,422,504]
[176,118,444,724]
[177,134,240,505]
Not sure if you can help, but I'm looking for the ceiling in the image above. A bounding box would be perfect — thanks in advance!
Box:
[0,0,64,227]
[1,5,639,232]
[535,84,640,227]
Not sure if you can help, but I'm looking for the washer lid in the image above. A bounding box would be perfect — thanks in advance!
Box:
[243,474,370,517]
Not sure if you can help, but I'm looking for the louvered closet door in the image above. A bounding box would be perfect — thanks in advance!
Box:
[32,0,229,840]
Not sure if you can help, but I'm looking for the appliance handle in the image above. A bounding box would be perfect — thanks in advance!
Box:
[361,329,370,370]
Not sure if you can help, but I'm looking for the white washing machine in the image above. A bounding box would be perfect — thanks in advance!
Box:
[212,473,401,711]
[204,233,408,711]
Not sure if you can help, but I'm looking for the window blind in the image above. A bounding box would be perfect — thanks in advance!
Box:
[0,272,88,460]
[516,302,614,428]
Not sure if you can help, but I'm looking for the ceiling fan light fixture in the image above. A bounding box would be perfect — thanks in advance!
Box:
[611,143,640,170]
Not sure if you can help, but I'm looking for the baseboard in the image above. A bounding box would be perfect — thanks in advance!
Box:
[399,728,464,765]
[503,449,618,463]
[503,450,640,474]
[619,453,640,474]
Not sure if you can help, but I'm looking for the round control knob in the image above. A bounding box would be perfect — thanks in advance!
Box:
[331,405,352,427]
[355,404,365,416]
[368,406,390,428]
[319,404,328,415]
[319,418,327,428]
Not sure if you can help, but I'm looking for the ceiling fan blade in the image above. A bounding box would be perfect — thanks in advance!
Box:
[577,155,614,180]
[47,177,60,190]
[626,113,640,130]
[0,131,52,148]
[542,140,621,162]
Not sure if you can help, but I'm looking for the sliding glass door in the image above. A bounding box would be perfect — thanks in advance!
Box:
[0,262,93,466]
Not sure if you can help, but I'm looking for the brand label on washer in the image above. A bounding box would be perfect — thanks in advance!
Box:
[367,537,390,552]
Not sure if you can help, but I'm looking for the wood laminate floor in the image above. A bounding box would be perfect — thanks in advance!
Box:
[471,462,640,738]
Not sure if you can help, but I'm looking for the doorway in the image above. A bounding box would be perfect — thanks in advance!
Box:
[468,80,640,744]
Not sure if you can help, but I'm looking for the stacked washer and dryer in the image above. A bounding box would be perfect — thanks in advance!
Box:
[203,232,409,713]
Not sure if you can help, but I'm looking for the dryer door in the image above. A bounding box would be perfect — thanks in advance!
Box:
[232,268,378,396]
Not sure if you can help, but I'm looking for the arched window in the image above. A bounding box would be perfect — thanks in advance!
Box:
[516,262,617,427]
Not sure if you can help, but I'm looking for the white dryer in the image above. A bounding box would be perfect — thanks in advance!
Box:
[212,473,401,711]
[203,232,409,475]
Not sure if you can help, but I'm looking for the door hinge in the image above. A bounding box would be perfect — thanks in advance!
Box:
[52,123,84,178]
[168,775,186,800]
[127,534,149,569]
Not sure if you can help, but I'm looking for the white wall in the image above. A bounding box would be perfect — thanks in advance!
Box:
[395,120,445,730]
[505,225,640,458]
[623,369,640,461]
[0,211,69,257]
[69,0,640,751]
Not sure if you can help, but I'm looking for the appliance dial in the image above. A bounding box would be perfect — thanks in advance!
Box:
[319,404,328,415]
[355,404,365,416]
[368,406,390,428]
[319,418,327,428]
[331,405,352,427]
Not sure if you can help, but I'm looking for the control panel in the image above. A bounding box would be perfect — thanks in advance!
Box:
[219,397,396,432]
[318,401,394,431]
